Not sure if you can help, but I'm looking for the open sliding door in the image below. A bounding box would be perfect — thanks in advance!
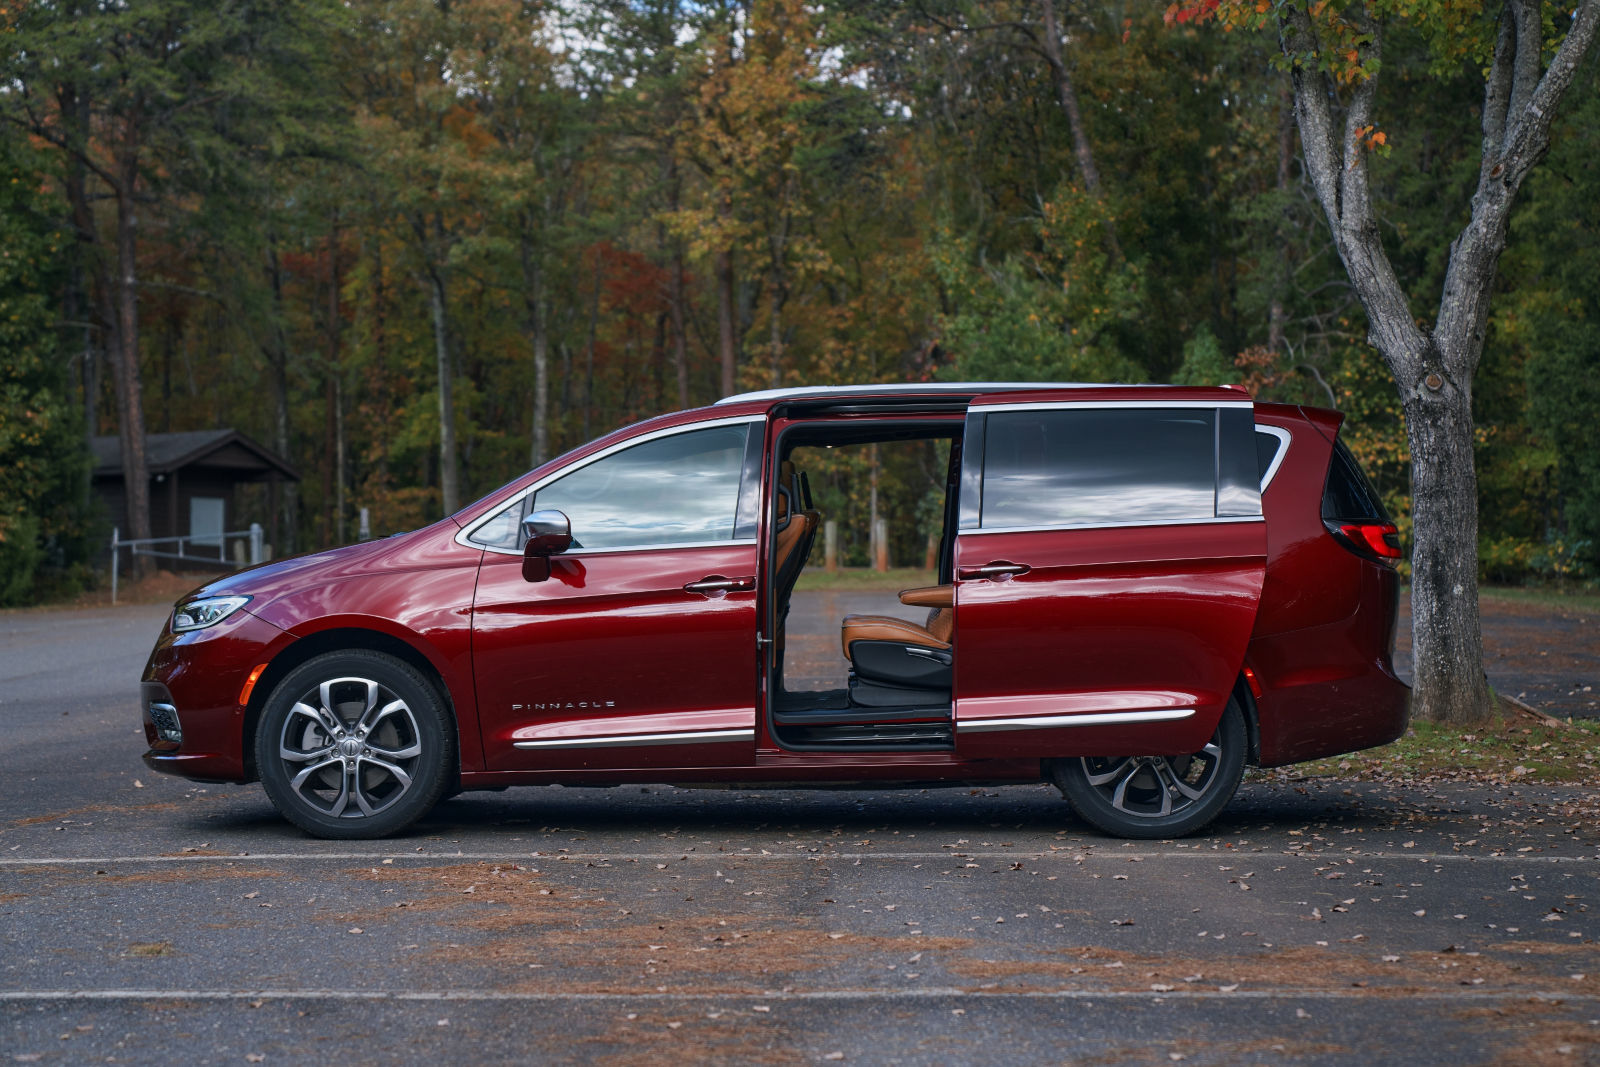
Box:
[952,389,1266,759]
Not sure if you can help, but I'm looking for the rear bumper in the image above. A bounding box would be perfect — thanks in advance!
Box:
[1249,562,1409,767]
[1252,663,1409,767]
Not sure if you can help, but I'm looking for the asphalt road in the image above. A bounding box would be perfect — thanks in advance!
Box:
[1,600,1596,1065]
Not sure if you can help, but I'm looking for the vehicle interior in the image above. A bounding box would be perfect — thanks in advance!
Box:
[766,419,963,751]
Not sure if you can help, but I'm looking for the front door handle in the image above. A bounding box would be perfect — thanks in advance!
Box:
[684,574,756,597]
[957,560,1031,581]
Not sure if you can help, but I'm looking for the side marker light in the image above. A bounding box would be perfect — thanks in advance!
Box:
[239,663,268,707]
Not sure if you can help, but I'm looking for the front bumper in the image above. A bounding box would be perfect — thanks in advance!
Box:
[141,608,290,783]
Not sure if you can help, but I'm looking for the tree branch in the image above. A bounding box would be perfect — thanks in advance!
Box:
[1481,5,1516,159]
[1437,0,1600,366]
[1337,12,1381,233]
[1279,0,1428,383]
[1509,0,1543,119]
[1498,0,1600,188]
[1277,3,1342,225]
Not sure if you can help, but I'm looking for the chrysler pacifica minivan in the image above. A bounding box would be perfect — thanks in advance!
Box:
[141,383,1407,839]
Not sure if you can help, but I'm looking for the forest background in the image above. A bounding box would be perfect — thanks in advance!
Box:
[1,0,1597,607]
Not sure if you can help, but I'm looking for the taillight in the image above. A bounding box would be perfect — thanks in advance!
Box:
[1325,520,1403,563]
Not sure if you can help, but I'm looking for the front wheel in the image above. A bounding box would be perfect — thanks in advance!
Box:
[255,650,455,839]
[1050,698,1246,839]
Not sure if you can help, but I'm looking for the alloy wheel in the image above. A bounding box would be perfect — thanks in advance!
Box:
[1074,741,1225,821]
[275,675,423,819]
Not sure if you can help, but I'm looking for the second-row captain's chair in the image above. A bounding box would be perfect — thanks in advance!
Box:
[840,584,953,707]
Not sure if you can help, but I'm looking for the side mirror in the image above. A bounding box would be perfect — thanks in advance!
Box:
[521,510,572,583]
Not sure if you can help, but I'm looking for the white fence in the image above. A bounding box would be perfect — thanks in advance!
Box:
[109,523,264,604]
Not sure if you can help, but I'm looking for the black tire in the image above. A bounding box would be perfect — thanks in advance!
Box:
[1050,697,1246,840]
[255,650,455,839]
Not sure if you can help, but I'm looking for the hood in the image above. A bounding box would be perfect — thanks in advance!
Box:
[173,516,466,611]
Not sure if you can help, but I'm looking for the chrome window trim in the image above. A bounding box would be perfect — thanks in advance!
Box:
[514,727,754,750]
[976,399,1254,413]
[1256,425,1291,491]
[959,708,1195,733]
[455,414,767,557]
[960,514,1265,535]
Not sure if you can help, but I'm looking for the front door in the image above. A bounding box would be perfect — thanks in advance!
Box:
[469,418,765,771]
[952,390,1266,759]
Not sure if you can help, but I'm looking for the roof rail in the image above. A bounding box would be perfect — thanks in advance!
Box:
[715,382,1116,405]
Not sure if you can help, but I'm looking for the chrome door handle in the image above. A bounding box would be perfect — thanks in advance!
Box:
[957,561,1031,581]
[684,575,756,597]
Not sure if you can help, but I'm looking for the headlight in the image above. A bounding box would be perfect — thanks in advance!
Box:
[172,595,252,633]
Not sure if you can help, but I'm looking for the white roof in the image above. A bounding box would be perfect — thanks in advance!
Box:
[715,382,1118,405]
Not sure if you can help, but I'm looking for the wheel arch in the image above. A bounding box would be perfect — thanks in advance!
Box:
[1232,673,1262,768]
[242,627,461,787]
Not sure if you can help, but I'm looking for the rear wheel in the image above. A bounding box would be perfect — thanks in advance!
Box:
[255,650,454,839]
[1050,698,1246,839]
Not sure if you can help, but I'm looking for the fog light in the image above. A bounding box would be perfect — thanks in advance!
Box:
[149,702,183,744]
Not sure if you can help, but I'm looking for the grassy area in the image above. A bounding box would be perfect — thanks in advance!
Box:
[1266,712,1600,785]
[1478,584,1600,614]
[794,567,939,592]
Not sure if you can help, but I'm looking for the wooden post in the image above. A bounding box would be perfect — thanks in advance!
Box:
[824,520,838,573]
[873,518,889,573]
[924,531,938,571]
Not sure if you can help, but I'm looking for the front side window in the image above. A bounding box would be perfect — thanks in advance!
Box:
[470,424,751,552]
[980,408,1220,528]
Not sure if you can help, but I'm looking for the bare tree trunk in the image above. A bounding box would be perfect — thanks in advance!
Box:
[59,92,100,445]
[767,213,789,390]
[767,275,784,390]
[1039,0,1102,195]
[1275,0,1600,724]
[111,169,152,573]
[65,262,95,440]
[325,231,345,544]
[1038,0,1120,258]
[1404,373,1491,725]
[522,231,550,467]
[582,254,601,442]
[264,243,297,556]
[334,374,346,545]
[716,246,737,397]
[868,443,880,568]
[531,272,550,468]
[670,246,691,410]
[427,268,459,515]
[322,355,336,548]
[1267,85,1294,356]
[666,168,691,411]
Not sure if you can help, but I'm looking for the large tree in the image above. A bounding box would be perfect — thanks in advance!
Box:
[1171,0,1600,724]
[1,0,345,565]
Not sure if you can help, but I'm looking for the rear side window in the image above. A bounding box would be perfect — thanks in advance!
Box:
[1256,432,1281,477]
[1322,441,1391,522]
[978,406,1259,528]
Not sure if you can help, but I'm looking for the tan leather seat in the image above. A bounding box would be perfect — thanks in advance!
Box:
[773,461,819,587]
[772,461,821,660]
[840,585,954,658]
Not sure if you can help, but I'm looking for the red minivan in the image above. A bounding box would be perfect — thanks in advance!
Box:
[140,383,1408,839]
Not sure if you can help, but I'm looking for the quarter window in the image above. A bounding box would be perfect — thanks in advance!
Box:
[470,424,751,551]
[980,408,1241,528]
